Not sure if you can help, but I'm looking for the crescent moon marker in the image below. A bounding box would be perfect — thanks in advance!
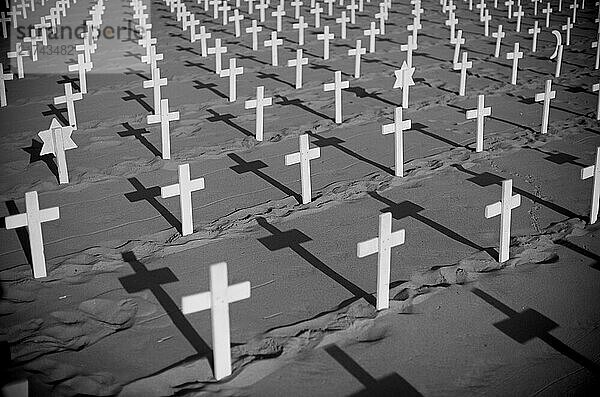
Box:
[550,30,562,59]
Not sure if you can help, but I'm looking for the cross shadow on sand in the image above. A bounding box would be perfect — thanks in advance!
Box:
[42,104,70,126]
[122,90,154,113]
[124,177,182,234]
[206,109,253,137]
[228,153,303,203]
[472,287,600,375]
[368,191,499,260]
[0,200,33,270]
[555,239,600,271]
[21,139,60,181]
[344,86,401,108]
[117,123,162,157]
[119,252,214,362]
[256,217,377,306]
[324,344,423,397]
[57,75,80,92]
[274,94,334,122]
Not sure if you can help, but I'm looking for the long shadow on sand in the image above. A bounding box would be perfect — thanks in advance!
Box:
[206,109,253,137]
[452,164,585,221]
[117,123,162,157]
[42,104,70,126]
[555,239,600,271]
[472,287,600,375]
[119,252,214,361]
[345,86,401,108]
[368,192,498,260]
[192,80,228,99]
[274,94,334,122]
[122,90,154,113]
[256,217,377,306]
[523,146,587,168]
[228,153,303,204]
[21,139,60,181]
[124,177,182,234]
[324,344,423,397]
[57,75,80,92]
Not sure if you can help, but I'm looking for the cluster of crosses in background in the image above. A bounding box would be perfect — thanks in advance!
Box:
[1,0,600,382]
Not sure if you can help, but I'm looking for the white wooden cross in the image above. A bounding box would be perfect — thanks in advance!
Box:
[324,71,349,124]
[246,0,255,13]
[364,22,380,53]
[7,43,29,79]
[38,118,77,184]
[271,5,286,31]
[592,33,599,70]
[23,29,43,62]
[534,79,556,134]
[336,11,349,39]
[476,0,486,20]
[375,6,386,35]
[325,0,335,15]
[317,26,334,60]
[452,30,465,65]
[349,39,366,78]
[181,262,250,380]
[147,98,179,160]
[245,20,262,51]
[291,0,303,18]
[542,2,552,28]
[580,147,600,224]
[513,6,524,32]
[505,0,514,18]
[382,107,411,177]
[357,212,405,310]
[16,0,29,19]
[245,85,272,141]
[139,30,156,57]
[445,11,458,42]
[219,1,232,25]
[264,31,283,66]
[141,45,164,70]
[407,18,422,48]
[228,9,244,37]
[485,179,521,263]
[220,58,244,102]
[532,0,539,14]
[311,2,323,27]
[76,35,97,64]
[570,0,578,23]
[285,134,321,204]
[8,6,22,26]
[593,83,600,120]
[394,61,415,108]
[210,0,220,18]
[0,63,13,107]
[68,53,92,94]
[400,34,416,68]
[506,42,523,85]
[288,48,308,88]
[143,66,167,115]
[0,12,10,39]
[54,83,82,129]
[555,44,563,77]
[562,17,573,46]
[492,24,505,58]
[466,94,491,152]
[5,191,60,279]
[161,163,205,236]
[195,26,212,56]
[481,9,491,36]
[453,51,472,96]
[293,16,308,45]
[528,21,540,52]
[255,0,268,22]
[208,38,228,74]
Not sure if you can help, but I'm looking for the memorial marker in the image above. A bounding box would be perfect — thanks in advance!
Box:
[287,48,308,88]
[593,33,599,70]
[554,44,563,77]
[570,0,578,23]
[562,17,573,46]
[245,20,262,51]
[452,29,464,65]
[143,66,167,115]
[357,212,405,310]
[542,2,552,28]
[349,39,366,78]
[514,6,523,32]
[293,16,308,45]
[195,26,212,56]
[54,83,82,129]
[245,85,272,141]
[38,118,77,184]
[485,179,521,263]
[466,94,491,152]
[181,262,250,380]
[292,0,303,18]
[580,147,600,224]
[310,2,323,27]
[506,42,523,85]
[4,191,60,279]
[161,163,205,236]
[317,25,334,60]
[68,53,92,94]
[271,5,285,32]
[453,51,472,96]
[7,43,29,79]
[364,21,380,53]
[264,31,283,66]
[208,38,228,74]
[492,24,505,58]
[336,11,349,39]
[285,134,321,204]
[0,63,13,107]
[483,9,491,36]
[147,98,179,159]
[220,58,244,102]
[381,107,411,177]
[534,79,555,134]
[229,8,244,37]
[324,71,349,124]
[528,20,540,52]
[394,61,415,108]
[593,82,599,120]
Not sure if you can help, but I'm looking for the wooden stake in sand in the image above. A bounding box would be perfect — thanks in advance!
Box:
[54,83,82,129]
[208,38,228,74]
[245,20,262,51]
[293,16,308,45]
[287,48,309,88]
[466,94,491,152]
[182,262,250,380]
[220,58,244,102]
[580,147,600,224]
[506,42,523,85]
[161,163,205,236]
[147,98,179,159]
[528,21,540,52]
[382,107,411,177]
[317,25,334,60]
[7,42,29,79]
[349,39,366,78]
[492,25,505,58]
[245,85,272,141]
[324,71,349,124]
[285,134,321,204]
[5,191,59,278]
[452,29,464,66]
[143,66,167,115]
[264,31,283,66]
[485,179,521,263]
[364,21,380,53]
[38,118,77,184]
[534,79,555,134]
[394,61,415,108]
[453,51,472,96]
[0,63,13,107]
[357,212,405,310]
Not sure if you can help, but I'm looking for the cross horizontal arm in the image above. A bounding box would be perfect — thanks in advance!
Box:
[511,194,521,209]
[161,183,180,198]
[357,237,378,257]
[581,165,595,180]
[285,152,301,165]
[4,213,27,229]
[181,290,211,314]
[227,281,251,303]
[485,201,502,218]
